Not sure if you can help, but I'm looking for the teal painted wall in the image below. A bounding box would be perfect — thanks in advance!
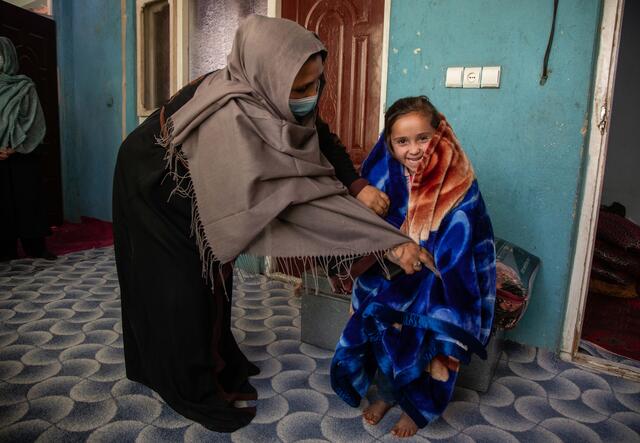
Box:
[54,0,137,222]
[386,0,602,349]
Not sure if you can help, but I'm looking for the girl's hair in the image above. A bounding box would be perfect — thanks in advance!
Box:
[384,96,441,146]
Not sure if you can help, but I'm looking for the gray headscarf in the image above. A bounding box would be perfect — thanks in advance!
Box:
[0,37,45,154]
[162,15,410,273]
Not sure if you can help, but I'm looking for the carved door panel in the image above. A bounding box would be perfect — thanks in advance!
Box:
[282,0,385,168]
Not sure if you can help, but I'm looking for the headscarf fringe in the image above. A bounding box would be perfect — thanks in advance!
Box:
[157,117,231,299]
[159,118,397,298]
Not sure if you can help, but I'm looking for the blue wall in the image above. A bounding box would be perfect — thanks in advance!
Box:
[54,0,137,222]
[386,0,602,349]
[51,0,605,349]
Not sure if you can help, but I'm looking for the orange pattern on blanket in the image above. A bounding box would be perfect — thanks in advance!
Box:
[401,117,475,243]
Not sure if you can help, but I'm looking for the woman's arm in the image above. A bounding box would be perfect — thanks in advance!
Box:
[316,116,390,215]
[316,115,365,193]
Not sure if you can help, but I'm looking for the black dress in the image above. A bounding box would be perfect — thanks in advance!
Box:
[112,74,364,432]
[0,147,50,259]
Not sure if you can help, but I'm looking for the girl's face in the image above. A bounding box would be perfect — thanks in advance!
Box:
[389,112,436,174]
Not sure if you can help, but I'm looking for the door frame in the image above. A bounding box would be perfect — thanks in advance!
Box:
[559,0,639,381]
[135,0,188,117]
[264,0,392,283]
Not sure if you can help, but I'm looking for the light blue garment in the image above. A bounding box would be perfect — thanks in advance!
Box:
[289,94,318,117]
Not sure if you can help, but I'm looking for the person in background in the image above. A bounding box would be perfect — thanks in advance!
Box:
[0,37,56,261]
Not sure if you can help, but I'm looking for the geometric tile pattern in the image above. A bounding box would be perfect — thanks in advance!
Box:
[1,247,639,442]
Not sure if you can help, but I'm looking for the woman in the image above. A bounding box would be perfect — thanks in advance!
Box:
[0,37,55,261]
[113,15,429,432]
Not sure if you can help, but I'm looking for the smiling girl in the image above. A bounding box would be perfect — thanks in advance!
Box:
[331,96,496,438]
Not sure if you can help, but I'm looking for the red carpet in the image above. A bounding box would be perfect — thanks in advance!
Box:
[46,217,113,256]
[582,292,640,361]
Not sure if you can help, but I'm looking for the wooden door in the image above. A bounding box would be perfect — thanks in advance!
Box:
[273,1,385,282]
[282,0,385,168]
[0,1,63,225]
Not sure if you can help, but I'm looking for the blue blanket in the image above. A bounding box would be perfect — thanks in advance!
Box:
[330,133,496,428]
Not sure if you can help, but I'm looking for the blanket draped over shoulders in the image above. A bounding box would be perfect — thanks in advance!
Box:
[330,117,496,428]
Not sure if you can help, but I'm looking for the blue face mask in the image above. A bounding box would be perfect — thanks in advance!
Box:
[289,94,318,117]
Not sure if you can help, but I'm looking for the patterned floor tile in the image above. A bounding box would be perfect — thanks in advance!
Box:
[282,388,329,415]
[478,380,514,407]
[539,417,602,443]
[442,401,489,430]
[512,425,563,443]
[278,411,326,442]
[250,394,289,424]
[590,417,640,442]
[479,403,536,432]
[537,375,582,400]
[463,424,519,442]
[0,247,638,442]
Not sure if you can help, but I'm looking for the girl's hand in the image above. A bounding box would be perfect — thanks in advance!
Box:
[356,185,390,216]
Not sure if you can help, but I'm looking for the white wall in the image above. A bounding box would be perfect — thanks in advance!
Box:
[601,0,640,223]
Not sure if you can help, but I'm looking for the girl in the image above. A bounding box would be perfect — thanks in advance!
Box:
[331,96,496,437]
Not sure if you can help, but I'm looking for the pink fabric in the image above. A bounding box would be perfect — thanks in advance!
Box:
[40,217,113,257]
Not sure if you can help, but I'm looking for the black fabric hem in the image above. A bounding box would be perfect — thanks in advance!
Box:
[127,375,255,433]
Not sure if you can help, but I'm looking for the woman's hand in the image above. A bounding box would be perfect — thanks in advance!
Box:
[0,148,15,161]
[356,185,390,216]
[386,242,432,274]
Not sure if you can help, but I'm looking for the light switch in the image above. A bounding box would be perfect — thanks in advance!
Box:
[463,67,481,88]
[481,66,501,88]
[445,67,464,88]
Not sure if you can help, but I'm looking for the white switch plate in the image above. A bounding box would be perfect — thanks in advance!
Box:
[481,66,501,88]
[445,67,464,88]
[463,67,482,88]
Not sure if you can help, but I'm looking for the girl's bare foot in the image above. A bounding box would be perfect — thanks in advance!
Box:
[363,400,393,425]
[391,412,418,438]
